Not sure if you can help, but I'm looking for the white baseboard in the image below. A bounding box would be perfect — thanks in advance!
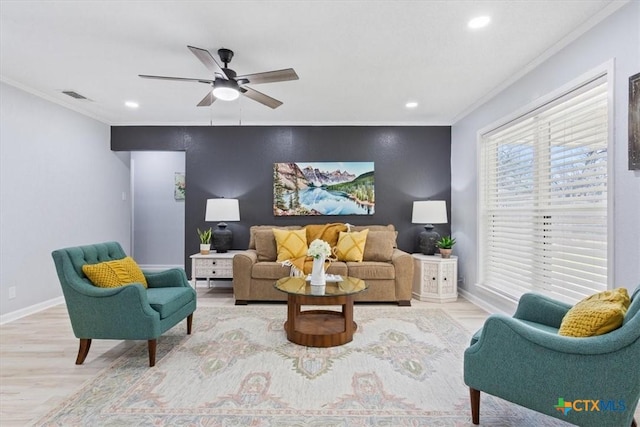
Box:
[458,288,512,316]
[193,279,233,289]
[0,296,65,325]
[1,265,182,325]
[139,264,184,272]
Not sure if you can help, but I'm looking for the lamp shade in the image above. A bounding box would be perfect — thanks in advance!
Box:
[411,200,448,225]
[205,199,240,222]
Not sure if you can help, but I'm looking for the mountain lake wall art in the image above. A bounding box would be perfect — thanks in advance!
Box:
[273,162,374,216]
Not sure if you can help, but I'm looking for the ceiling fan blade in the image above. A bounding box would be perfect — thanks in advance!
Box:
[139,74,213,84]
[197,91,216,107]
[239,86,283,109]
[187,45,228,80]
[236,68,299,85]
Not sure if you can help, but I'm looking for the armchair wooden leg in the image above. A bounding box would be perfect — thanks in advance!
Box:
[75,339,91,365]
[187,313,193,335]
[631,418,637,427]
[470,387,480,425]
[148,339,157,367]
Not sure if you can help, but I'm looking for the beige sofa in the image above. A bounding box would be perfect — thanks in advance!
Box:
[232,224,414,306]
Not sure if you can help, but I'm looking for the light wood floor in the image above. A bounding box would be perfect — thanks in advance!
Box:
[0,287,492,426]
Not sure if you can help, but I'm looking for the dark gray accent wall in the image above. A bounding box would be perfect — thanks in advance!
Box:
[111,126,451,276]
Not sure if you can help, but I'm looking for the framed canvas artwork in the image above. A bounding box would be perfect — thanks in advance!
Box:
[273,162,374,216]
[174,172,185,200]
[629,72,640,170]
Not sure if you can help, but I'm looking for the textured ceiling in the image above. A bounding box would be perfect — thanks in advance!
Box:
[0,1,625,125]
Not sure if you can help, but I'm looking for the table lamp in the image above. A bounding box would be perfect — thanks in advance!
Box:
[205,198,240,253]
[411,200,448,255]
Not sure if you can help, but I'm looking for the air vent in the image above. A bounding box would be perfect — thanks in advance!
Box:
[62,90,88,100]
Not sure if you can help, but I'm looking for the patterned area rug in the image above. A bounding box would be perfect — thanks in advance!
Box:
[36,306,571,426]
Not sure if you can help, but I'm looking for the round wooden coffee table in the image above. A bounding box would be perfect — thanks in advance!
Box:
[274,276,368,347]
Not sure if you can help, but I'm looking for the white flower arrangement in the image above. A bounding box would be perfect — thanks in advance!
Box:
[307,239,331,259]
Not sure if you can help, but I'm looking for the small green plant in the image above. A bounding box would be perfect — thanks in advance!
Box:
[436,236,456,249]
[197,227,212,244]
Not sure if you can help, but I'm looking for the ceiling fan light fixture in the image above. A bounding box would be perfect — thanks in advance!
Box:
[141,45,295,108]
[212,79,240,101]
[468,15,491,29]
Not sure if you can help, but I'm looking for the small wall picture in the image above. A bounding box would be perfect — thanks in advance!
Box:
[273,162,374,216]
[629,72,640,170]
[174,173,185,200]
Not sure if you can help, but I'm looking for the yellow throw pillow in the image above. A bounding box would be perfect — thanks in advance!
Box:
[273,228,308,262]
[335,229,369,262]
[82,256,148,289]
[559,288,630,337]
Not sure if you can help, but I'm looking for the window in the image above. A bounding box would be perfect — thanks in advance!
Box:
[479,74,609,304]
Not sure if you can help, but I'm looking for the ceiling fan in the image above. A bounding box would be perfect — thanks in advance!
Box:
[139,46,298,109]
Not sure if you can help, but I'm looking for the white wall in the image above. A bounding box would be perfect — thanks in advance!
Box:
[0,82,131,320]
[451,2,640,313]
[131,151,185,267]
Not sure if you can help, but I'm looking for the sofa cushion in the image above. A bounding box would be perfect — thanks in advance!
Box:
[326,262,349,276]
[273,228,308,262]
[146,287,194,319]
[346,261,395,280]
[254,229,278,261]
[336,229,369,262]
[363,230,397,262]
[252,262,292,280]
[82,256,148,288]
[559,288,630,337]
[252,261,349,280]
[350,224,395,232]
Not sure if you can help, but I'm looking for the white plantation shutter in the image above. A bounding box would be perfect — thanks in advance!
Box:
[479,75,609,304]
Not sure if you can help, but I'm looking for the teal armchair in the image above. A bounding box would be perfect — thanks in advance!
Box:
[464,287,640,427]
[52,242,196,367]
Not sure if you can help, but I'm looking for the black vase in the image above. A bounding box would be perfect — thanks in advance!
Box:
[418,225,440,255]
[212,222,232,253]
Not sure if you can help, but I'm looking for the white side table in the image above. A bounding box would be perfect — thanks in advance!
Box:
[412,254,458,303]
[189,251,241,289]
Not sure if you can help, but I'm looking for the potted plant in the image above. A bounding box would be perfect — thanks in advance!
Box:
[197,227,212,254]
[436,236,456,259]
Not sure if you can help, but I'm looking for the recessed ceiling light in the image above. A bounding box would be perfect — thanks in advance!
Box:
[405,101,418,108]
[468,16,491,29]
[125,101,139,108]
